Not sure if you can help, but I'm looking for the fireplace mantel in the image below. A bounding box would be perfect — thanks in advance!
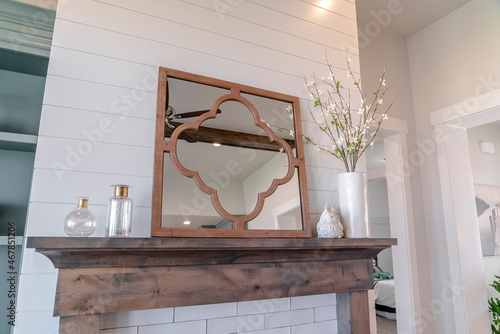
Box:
[27,237,396,334]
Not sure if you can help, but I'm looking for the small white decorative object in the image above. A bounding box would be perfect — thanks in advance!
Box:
[317,203,344,238]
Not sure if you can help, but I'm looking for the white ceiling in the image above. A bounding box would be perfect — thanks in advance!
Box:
[356,0,472,38]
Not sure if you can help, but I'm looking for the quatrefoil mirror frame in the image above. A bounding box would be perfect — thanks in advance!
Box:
[151,67,311,238]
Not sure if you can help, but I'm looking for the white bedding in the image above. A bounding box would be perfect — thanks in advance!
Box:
[374,279,397,320]
[374,279,396,308]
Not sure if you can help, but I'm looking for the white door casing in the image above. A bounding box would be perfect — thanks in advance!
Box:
[384,133,420,334]
[432,89,500,334]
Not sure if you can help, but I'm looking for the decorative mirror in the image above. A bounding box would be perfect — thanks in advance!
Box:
[152,68,311,237]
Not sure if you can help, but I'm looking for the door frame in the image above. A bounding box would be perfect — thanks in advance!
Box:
[370,117,420,334]
[431,88,500,333]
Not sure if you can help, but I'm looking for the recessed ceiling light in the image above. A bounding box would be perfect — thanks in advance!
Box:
[183,220,191,225]
[213,143,221,147]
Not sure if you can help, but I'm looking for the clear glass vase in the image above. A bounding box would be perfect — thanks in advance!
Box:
[106,184,133,237]
[64,197,97,237]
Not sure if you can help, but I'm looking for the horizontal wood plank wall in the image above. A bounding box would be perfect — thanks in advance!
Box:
[16,0,360,333]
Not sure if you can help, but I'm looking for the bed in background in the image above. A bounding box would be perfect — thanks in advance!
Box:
[374,278,396,320]
[373,257,397,320]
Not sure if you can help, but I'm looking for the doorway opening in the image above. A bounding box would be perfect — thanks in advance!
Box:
[433,93,500,333]
[364,123,420,334]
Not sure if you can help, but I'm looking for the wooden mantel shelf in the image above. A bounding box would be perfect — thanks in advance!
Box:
[27,237,396,334]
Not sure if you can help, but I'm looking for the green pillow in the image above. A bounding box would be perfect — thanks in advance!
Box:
[374,271,394,279]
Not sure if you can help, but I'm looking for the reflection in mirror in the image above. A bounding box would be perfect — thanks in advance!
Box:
[162,148,302,230]
[175,99,289,215]
[246,168,302,230]
[152,67,311,237]
[240,92,297,157]
[164,77,230,142]
[162,153,232,229]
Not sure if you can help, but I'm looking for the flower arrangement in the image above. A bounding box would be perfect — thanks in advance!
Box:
[302,55,393,172]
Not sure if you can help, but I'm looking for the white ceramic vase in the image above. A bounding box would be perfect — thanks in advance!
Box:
[338,172,370,238]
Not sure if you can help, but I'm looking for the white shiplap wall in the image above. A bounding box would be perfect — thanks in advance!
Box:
[15,1,360,333]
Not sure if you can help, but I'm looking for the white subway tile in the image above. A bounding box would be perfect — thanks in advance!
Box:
[14,311,59,334]
[243,328,291,334]
[139,320,206,334]
[265,309,314,329]
[16,273,58,312]
[101,308,173,329]
[291,294,336,310]
[101,327,138,334]
[175,302,236,322]
[208,314,265,334]
[314,305,337,322]
[291,320,337,334]
[238,298,290,316]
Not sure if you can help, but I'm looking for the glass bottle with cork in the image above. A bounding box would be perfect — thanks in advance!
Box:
[106,184,133,237]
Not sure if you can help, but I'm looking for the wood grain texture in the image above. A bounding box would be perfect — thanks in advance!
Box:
[27,236,396,251]
[27,237,396,283]
[165,121,296,152]
[36,248,381,269]
[336,291,371,334]
[336,292,351,334]
[59,314,100,334]
[28,237,395,333]
[350,291,370,334]
[53,260,372,317]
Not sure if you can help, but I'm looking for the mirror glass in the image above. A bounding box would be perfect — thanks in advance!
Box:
[153,68,310,237]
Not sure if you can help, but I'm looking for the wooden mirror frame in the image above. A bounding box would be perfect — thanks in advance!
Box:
[151,67,311,238]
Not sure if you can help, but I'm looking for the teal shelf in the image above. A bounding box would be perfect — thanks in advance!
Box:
[0,132,37,152]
